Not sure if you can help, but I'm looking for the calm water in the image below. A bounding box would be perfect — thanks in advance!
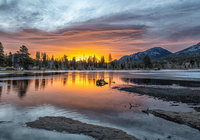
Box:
[0,70,200,140]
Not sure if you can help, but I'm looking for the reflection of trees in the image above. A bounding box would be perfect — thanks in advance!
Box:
[63,78,67,86]
[40,79,46,89]
[6,80,11,94]
[109,77,113,87]
[35,79,39,90]
[98,72,104,79]
[72,74,75,85]
[12,80,31,99]
[0,87,2,98]
[51,78,53,85]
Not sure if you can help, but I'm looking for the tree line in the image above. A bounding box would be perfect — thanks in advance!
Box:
[0,42,153,70]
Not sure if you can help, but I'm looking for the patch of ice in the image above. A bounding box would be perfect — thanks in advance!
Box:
[0,73,9,75]
[0,82,6,86]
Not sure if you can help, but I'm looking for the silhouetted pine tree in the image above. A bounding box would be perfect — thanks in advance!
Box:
[0,42,4,65]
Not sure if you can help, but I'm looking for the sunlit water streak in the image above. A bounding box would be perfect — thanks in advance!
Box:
[0,71,200,140]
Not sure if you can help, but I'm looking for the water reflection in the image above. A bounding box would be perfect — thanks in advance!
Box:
[0,86,2,98]
[1,72,200,101]
[7,80,11,94]
[0,71,200,140]
[35,79,39,91]
[40,79,46,90]
[13,80,31,99]
[0,72,125,112]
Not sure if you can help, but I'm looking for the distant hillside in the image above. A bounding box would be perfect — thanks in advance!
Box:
[119,47,172,62]
[171,42,200,57]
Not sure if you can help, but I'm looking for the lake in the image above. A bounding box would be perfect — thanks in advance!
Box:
[0,70,200,140]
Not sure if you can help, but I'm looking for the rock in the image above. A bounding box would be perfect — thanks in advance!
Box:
[26,116,140,140]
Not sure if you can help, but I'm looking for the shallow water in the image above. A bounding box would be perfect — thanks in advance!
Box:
[0,70,200,140]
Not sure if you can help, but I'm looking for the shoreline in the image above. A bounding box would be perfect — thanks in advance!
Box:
[26,116,140,140]
[113,85,200,103]
[115,85,200,131]
[1,69,200,73]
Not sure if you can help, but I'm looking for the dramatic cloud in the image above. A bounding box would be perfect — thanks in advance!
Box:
[0,0,200,59]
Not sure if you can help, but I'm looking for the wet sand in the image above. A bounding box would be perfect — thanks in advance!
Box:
[142,109,200,131]
[26,116,140,140]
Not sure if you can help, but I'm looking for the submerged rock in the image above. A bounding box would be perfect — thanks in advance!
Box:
[142,109,200,131]
[0,121,12,124]
[26,116,140,140]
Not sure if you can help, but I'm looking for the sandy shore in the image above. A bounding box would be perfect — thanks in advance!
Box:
[26,116,140,140]
[113,85,200,103]
[142,109,200,131]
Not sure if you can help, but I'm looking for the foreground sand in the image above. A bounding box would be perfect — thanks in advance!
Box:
[26,116,140,140]
[142,109,200,131]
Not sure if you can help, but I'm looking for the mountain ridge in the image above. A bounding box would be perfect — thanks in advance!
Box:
[118,47,172,62]
[118,42,200,62]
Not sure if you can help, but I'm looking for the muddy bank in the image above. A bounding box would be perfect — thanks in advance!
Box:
[26,116,140,140]
[193,107,200,112]
[113,85,200,103]
[142,109,200,131]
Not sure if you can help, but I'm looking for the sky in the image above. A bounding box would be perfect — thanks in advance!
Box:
[0,0,200,60]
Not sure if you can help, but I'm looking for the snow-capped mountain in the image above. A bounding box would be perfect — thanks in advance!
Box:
[119,47,172,62]
[171,42,200,57]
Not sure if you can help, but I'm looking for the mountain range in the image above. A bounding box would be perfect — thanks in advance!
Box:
[118,42,200,62]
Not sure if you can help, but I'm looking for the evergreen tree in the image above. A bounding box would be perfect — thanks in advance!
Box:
[42,52,47,67]
[93,55,96,67]
[109,53,112,62]
[63,54,69,69]
[17,45,30,67]
[54,59,59,69]
[72,56,76,69]
[142,55,152,68]
[36,51,40,67]
[100,56,105,68]
[23,57,34,70]
[88,56,93,68]
[6,52,13,66]
[0,42,4,65]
